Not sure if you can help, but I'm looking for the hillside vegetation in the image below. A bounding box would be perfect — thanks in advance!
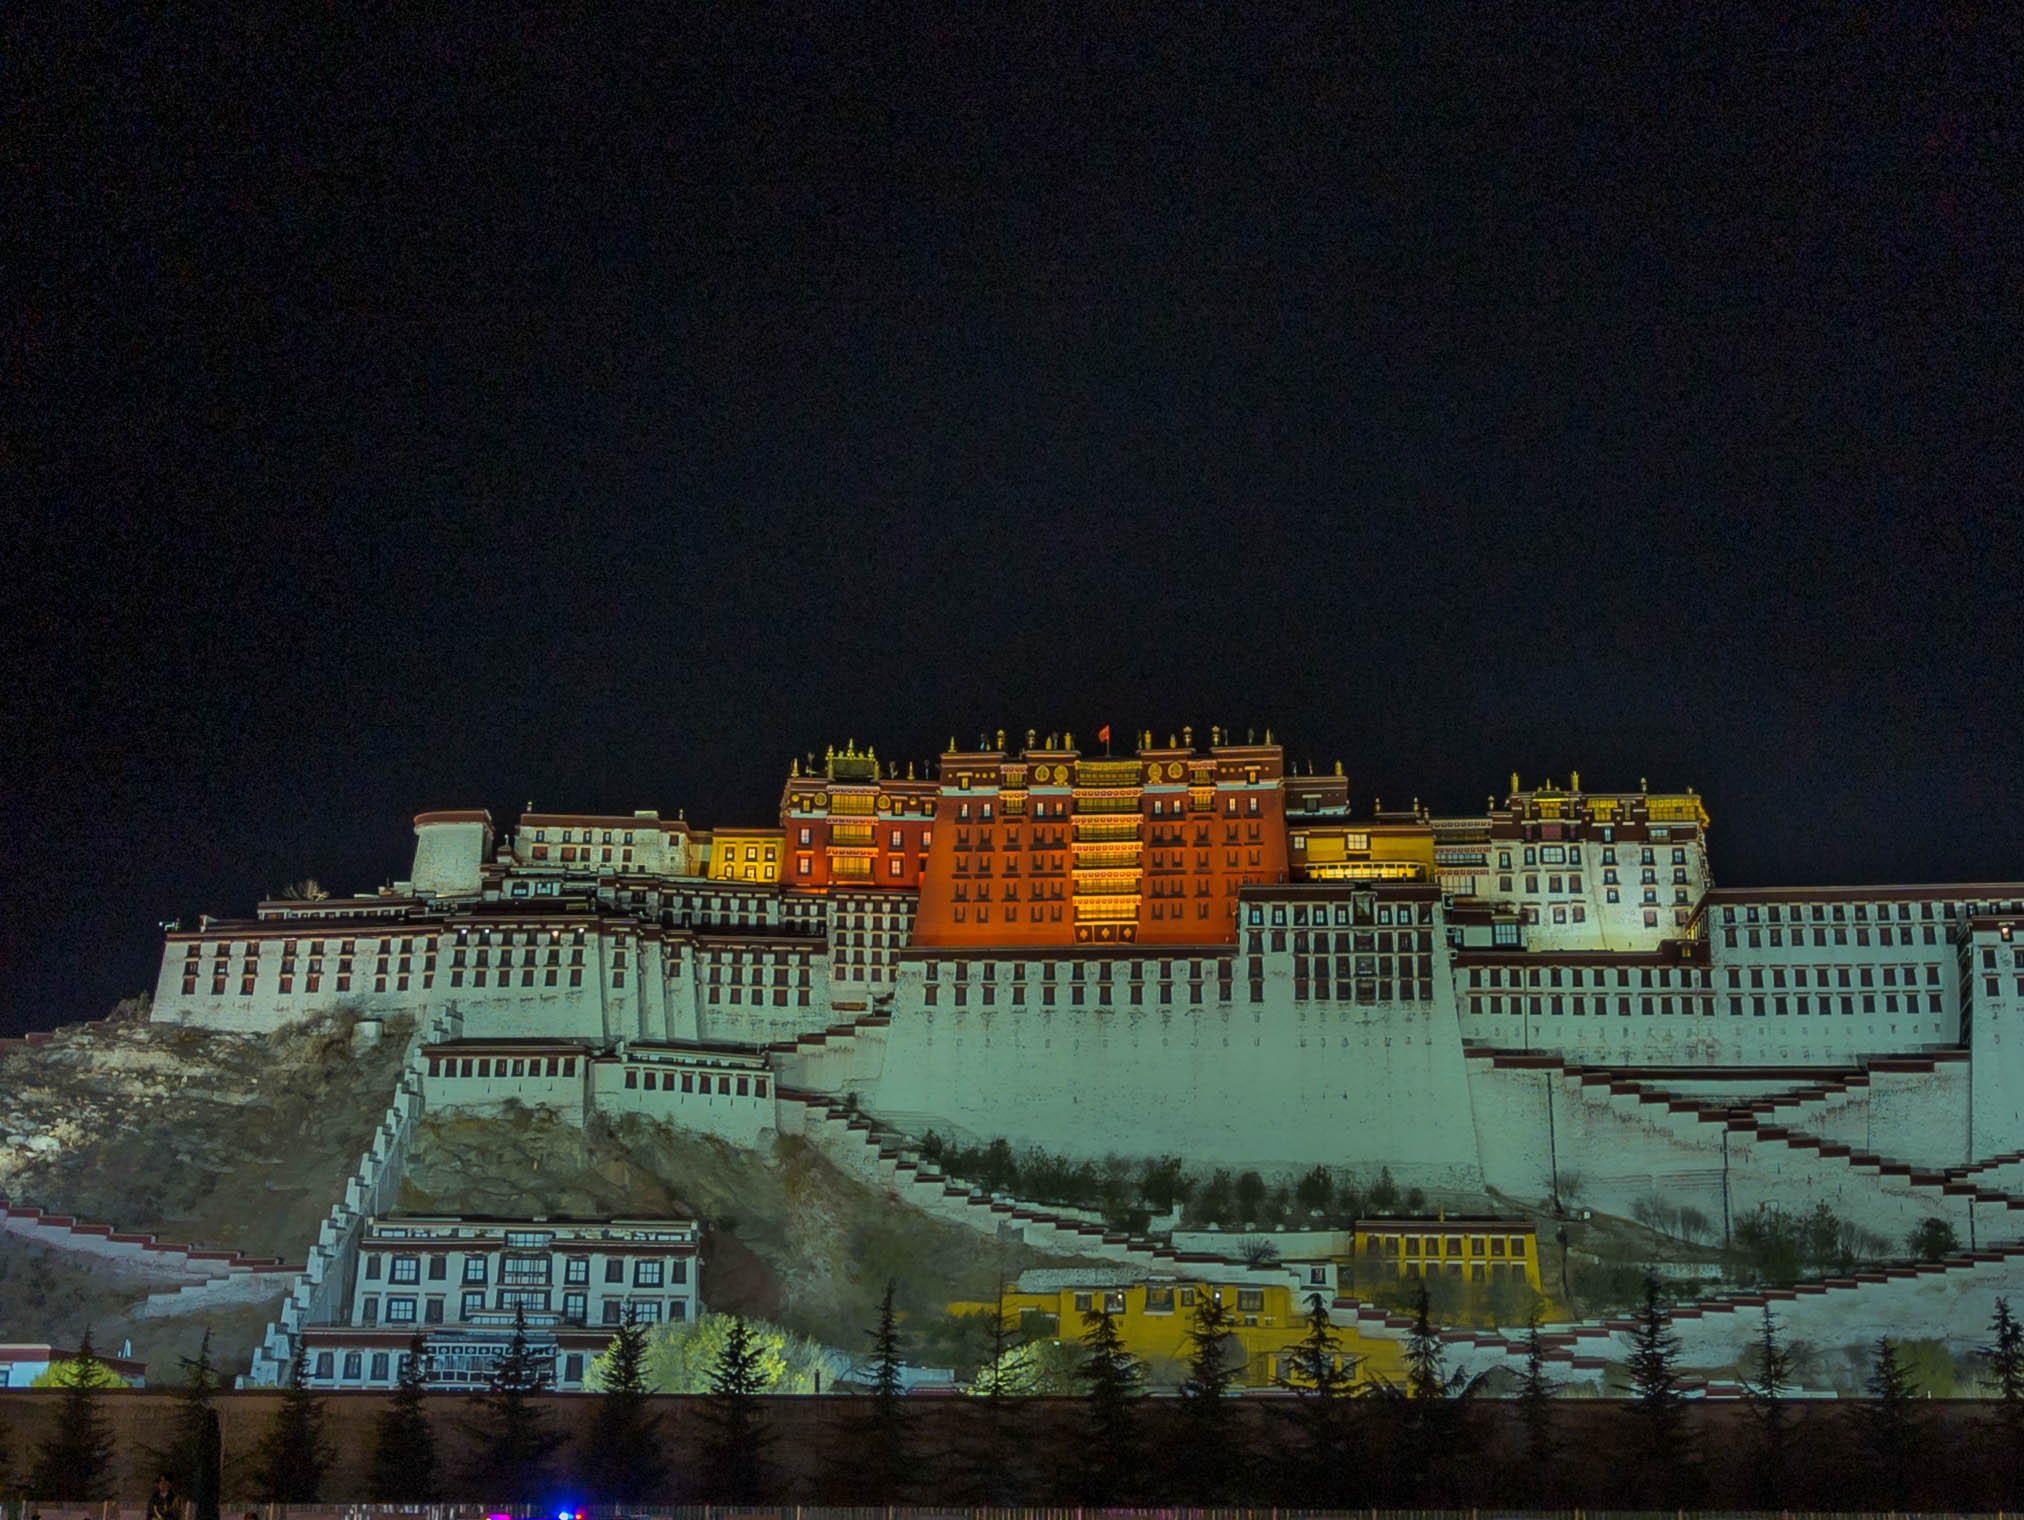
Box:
[401,1106,1097,1346]
[0,1007,410,1256]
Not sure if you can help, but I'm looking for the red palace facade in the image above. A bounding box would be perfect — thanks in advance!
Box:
[779,728,1290,948]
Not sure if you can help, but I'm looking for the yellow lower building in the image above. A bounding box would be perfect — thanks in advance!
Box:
[952,1274,1409,1390]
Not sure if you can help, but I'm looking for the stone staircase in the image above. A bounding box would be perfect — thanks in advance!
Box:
[0,1195,296,1316]
[1437,1241,2024,1393]
[1467,1045,2019,1244]
[243,1003,461,1386]
[776,1087,1336,1293]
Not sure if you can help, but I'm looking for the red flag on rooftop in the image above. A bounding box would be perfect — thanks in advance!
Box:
[1097,724,1111,745]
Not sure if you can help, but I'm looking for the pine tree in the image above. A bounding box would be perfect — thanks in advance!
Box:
[1623,1275,1694,1503]
[253,1340,330,1502]
[1404,1277,1447,1401]
[1981,1298,2024,1499]
[1387,1279,1470,1504]
[1739,1303,1793,1505]
[859,1279,910,1501]
[1860,1337,1926,1506]
[1513,1306,1561,1500]
[158,1330,221,1520]
[369,1337,439,1501]
[1073,1301,1143,1503]
[30,1328,115,1499]
[1277,1293,1359,1505]
[953,1284,1026,1504]
[1175,1288,1241,1501]
[698,1314,771,1502]
[1987,1296,2024,1401]
[581,1311,665,1502]
[464,1305,561,1504]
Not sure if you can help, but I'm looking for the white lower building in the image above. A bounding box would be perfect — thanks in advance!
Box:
[300,1214,701,1390]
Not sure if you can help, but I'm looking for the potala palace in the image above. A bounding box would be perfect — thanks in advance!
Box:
[143,731,2024,1386]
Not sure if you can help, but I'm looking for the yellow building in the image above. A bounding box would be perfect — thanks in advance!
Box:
[1349,1215,1542,1290]
[704,826,784,884]
[1290,818,1437,882]
[952,1274,1408,1389]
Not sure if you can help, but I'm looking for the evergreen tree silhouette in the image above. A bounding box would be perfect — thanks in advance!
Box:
[1512,1305,1561,1502]
[581,1311,665,1502]
[952,1283,1026,1503]
[1073,1300,1143,1503]
[464,1305,561,1504]
[156,1329,221,1520]
[1277,1293,1359,1506]
[253,1341,330,1501]
[369,1337,439,1500]
[1859,1337,1927,1507]
[1385,1279,1471,1504]
[1623,1275,1695,1503]
[698,1314,771,1502]
[1739,1303,1793,1505]
[1174,1288,1241,1501]
[30,1328,115,1499]
[1981,1298,2024,1501]
[859,1279,911,1500]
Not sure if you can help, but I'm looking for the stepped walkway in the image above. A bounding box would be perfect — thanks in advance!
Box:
[1465,1044,2024,1237]
[0,1195,297,1313]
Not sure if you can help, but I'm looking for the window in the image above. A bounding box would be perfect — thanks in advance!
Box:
[463,1257,487,1284]
[386,1296,417,1324]
[606,1259,625,1283]
[565,1256,589,1285]
[428,1256,447,1281]
[1237,1288,1264,1311]
[389,1255,420,1284]
[343,1351,363,1380]
[425,1297,444,1324]
[634,1259,665,1287]
[462,1291,485,1317]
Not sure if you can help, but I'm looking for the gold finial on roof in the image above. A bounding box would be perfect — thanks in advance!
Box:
[791,759,800,777]
[908,761,916,780]
[1334,760,1343,776]
[1510,771,1520,795]
[1183,725,1193,747]
[1027,728,1036,749]
[1572,769,1581,792]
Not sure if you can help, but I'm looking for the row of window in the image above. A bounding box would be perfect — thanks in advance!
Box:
[1470,964,1710,990]
[1730,963,1940,990]
[619,1068,768,1098]
[1253,900,1433,927]
[357,1291,690,1326]
[1725,924,1942,950]
[429,1055,578,1080]
[1363,1233,1529,1257]
[363,1250,678,1287]
[1472,994,1716,1017]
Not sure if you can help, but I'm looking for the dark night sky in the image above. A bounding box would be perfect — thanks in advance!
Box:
[6,10,2020,1034]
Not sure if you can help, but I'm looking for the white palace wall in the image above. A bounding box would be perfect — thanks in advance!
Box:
[865,956,1484,1185]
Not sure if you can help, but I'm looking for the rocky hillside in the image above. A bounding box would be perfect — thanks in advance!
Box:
[2,1008,1099,1376]
[401,1106,1094,1345]
[0,1006,410,1257]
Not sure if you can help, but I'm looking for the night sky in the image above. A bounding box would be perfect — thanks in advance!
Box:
[8,12,2020,1034]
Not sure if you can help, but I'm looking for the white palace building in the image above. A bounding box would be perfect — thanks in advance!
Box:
[150,735,2024,1361]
